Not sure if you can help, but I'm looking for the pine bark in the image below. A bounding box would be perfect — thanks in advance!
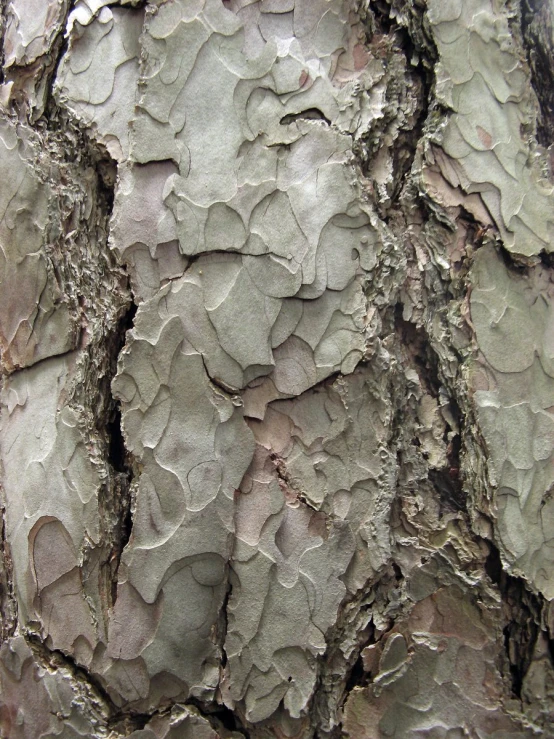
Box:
[1,1,554,737]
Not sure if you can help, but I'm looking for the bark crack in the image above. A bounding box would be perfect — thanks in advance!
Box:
[520,0,554,148]
[0,496,17,641]
[101,301,138,608]
[485,542,544,701]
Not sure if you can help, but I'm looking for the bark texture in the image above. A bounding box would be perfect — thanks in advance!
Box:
[0,0,554,737]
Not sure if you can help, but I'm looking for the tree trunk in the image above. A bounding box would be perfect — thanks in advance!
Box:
[1,0,553,736]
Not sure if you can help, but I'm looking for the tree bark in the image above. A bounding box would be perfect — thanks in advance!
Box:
[0,0,553,737]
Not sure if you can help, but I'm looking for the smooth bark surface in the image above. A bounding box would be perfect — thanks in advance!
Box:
[0,1,553,737]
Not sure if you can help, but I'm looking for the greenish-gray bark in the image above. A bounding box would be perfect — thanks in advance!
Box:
[1,1,554,737]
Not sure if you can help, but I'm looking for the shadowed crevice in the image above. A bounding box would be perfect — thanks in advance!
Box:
[103,300,137,605]
[485,542,543,700]
[521,0,554,147]
[280,108,331,126]
[0,501,17,641]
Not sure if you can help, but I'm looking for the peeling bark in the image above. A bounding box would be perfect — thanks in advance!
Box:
[1,1,554,737]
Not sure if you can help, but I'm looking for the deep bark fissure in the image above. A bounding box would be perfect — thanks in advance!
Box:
[393,311,465,506]
[39,23,140,612]
[104,0,149,10]
[355,0,436,220]
[310,563,404,738]
[0,4,141,631]
[24,631,117,724]
[187,696,250,738]
[280,109,331,126]
[393,308,441,398]
[485,543,544,700]
[540,250,554,270]
[428,443,464,512]
[0,0,139,657]
[218,573,232,673]
[521,0,554,148]
[2,0,71,122]
[24,631,237,736]
[342,650,371,694]
[310,590,374,737]
[0,2,7,87]
[102,301,138,606]
[0,499,16,642]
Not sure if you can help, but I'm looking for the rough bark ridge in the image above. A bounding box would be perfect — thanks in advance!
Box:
[0,0,553,737]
